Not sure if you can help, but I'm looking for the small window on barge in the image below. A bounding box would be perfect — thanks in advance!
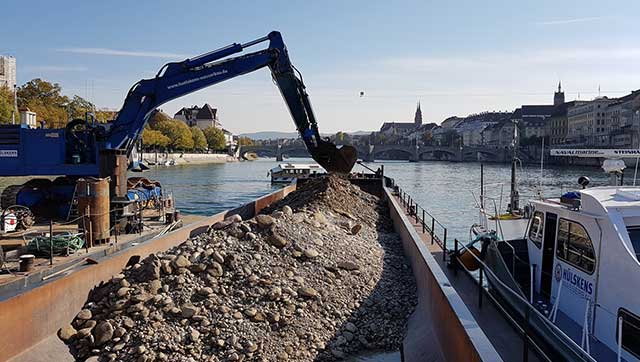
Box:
[626,227,640,261]
[528,211,544,248]
[556,219,596,274]
[617,309,640,359]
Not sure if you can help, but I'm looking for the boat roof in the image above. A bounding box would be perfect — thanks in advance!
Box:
[270,163,324,171]
[532,186,640,218]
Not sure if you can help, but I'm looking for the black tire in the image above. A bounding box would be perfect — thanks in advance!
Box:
[1,185,23,209]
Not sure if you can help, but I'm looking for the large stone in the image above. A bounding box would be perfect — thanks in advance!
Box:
[57,324,77,342]
[304,249,319,258]
[268,234,289,248]
[337,261,359,271]
[181,303,198,318]
[173,255,191,268]
[255,214,276,228]
[76,309,92,320]
[93,321,114,346]
[282,205,293,216]
[298,286,318,298]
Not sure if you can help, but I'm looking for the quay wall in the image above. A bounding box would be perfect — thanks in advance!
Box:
[141,152,236,165]
[384,186,503,362]
[0,185,296,362]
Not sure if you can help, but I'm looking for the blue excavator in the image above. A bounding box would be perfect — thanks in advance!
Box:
[0,31,357,218]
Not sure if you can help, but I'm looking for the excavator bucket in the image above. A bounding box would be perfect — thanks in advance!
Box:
[311,140,358,174]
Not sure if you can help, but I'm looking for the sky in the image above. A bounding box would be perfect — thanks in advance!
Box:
[2,0,640,134]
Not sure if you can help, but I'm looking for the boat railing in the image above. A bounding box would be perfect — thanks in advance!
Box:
[393,185,448,261]
[452,238,598,362]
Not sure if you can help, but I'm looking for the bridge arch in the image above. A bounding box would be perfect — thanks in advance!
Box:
[373,148,414,160]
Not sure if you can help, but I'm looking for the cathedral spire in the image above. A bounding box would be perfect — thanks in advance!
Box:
[414,101,422,126]
[554,82,565,106]
[558,81,562,92]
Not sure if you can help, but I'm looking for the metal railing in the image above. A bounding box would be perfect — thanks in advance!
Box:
[451,238,598,362]
[392,184,448,262]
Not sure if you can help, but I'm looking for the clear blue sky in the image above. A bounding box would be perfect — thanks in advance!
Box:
[2,0,639,133]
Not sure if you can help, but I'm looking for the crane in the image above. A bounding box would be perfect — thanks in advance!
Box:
[0,31,357,215]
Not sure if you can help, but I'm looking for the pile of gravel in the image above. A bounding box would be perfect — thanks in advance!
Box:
[59,175,417,362]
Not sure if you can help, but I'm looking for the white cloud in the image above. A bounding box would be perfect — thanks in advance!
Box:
[24,65,89,72]
[56,47,187,59]
[534,16,607,26]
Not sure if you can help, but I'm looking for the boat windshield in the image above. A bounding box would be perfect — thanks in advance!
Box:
[626,227,640,261]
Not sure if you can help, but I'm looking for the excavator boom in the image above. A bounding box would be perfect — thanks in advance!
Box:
[0,31,356,177]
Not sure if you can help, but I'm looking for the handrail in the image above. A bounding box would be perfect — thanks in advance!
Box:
[392,184,448,262]
[452,238,598,362]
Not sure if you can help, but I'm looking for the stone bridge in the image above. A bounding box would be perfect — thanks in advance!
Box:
[240,144,524,163]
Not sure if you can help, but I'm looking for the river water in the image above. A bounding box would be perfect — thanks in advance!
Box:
[142,158,636,242]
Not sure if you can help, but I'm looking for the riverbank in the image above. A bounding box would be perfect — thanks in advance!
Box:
[141,152,238,166]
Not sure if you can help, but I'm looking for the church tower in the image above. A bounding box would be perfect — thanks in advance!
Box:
[414,101,423,127]
[554,82,565,106]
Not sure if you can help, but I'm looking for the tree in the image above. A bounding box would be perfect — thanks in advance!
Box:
[68,95,95,120]
[237,136,254,146]
[17,78,69,128]
[148,110,173,129]
[141,128,170,149]
[0,86,14,124]
[203,126,226,150]
[190,126,207,151]
[155,119,194,150]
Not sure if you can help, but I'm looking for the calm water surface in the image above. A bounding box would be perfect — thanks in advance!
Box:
[142,158,634,242]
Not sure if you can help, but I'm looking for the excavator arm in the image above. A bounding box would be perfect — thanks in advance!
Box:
[107,31,356,173]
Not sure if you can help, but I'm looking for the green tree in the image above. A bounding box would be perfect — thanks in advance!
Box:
[68,95,95,120]
[17,78,69,128]
[203,126,226,150]
[142,128,170,149]
[0,86,14,124]
[155,119,194,150]
[148,110,173,129]
[190,126,207,151]
[237,136,254,146]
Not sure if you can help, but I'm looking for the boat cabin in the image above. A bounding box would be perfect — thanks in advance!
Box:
[269,163,325,184]
[525,187,640,361]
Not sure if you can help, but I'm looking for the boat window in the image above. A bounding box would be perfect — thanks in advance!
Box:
[556,219,596,274]
[617,309,640,359]
[528,211,544,248]
[626,227,640,261]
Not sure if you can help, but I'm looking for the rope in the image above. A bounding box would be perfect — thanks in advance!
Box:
[26,232,85,257]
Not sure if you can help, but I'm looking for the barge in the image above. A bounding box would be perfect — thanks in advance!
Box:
[0,174,502,362]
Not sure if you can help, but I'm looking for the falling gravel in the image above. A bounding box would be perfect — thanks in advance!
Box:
[59,175,417,361]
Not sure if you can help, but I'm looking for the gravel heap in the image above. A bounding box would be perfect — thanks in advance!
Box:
[59,175,417,362]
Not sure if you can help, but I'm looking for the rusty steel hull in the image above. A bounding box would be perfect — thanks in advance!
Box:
[0,185,296,362]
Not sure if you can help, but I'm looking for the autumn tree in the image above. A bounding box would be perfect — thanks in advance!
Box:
[17,78,69,128]
[0,86,14,124]
[142,128,170,149]
[190,126,207,151]
[67,95,96,120]
[237,136,253,146]
[155,119,194,150]
[203,126,226,150]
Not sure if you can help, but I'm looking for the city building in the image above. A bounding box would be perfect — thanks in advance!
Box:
[547,101,587,146]
[567,97,614,146]
[512,105,555,142]
[378,102,423,137]
[482,119,516,148]
[174,103,221,130]
[0,55,16,89]
[554,82,565,106]
[607,90,640,148]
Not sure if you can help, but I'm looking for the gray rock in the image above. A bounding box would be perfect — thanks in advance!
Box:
[268,234,289,248]
[76,309,92,320]
[57,324,77,342]
[255,214,276,228]
[93,321,114,346]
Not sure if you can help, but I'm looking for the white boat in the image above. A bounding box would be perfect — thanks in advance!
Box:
[269,163,325,184]
[463,184,640,362]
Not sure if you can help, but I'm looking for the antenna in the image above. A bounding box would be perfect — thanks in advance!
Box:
[539,137,544,198]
